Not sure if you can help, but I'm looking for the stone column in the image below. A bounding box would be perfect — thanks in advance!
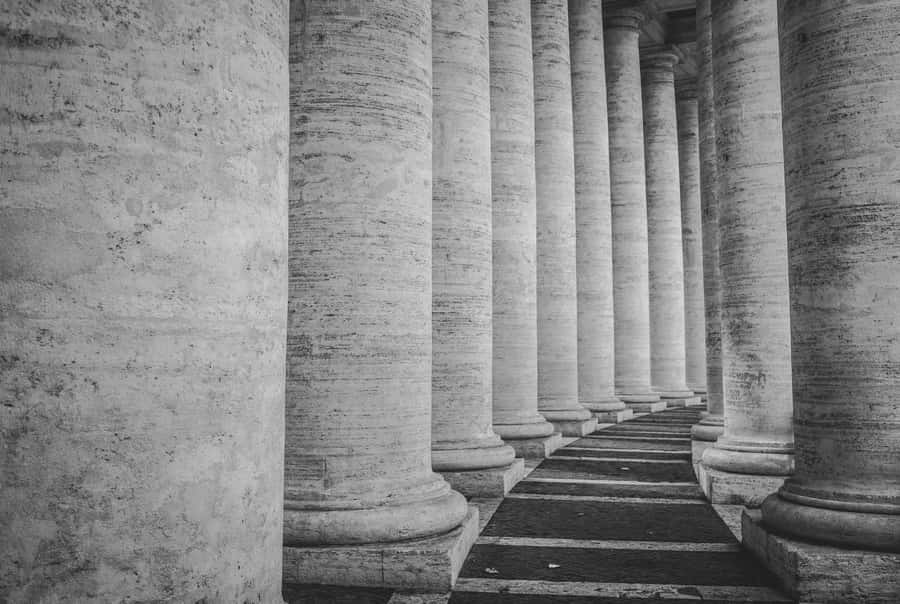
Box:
[569,0,631,424]
[691,0,725,450]
[642,48,700,408]
[283,1,475,588]
[489,0,560,459]
[0,3,288,602]
[532,0,597,436]
[605,8,664,413]
[751,0,900,574]
[698,0,794,506]
[675,79,707,399]
[432,0,521,497]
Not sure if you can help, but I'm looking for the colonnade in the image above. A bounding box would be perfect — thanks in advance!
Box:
[1,0,898,602]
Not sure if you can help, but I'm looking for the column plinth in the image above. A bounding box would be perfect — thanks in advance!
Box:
[431,0,517,494]
[532,0,596,437]
[284,0,469,559]
[489,0,559,452]
[605,8,661,411]
[699,0,794,505]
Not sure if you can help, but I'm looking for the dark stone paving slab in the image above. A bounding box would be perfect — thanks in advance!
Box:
[481,499,735,542]
[552,449,690,460]
[572,437,688,451]
[460,545,779,587]
[529,458,696,482]
[283,584,393,604]
[449,594,785,604]
[512,479,704,499]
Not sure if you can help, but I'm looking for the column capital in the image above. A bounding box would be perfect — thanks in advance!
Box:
[675,78,698,100]
[602,1,646,31]
[640,45,680,71]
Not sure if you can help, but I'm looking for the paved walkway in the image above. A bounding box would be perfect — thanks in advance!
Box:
[284,407,791,603]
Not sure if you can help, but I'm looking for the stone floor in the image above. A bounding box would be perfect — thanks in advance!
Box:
[284,406,791,604]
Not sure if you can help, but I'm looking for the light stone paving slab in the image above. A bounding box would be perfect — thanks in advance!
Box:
[548,456,691,464]
[523,477,696,487]
[476,536,741,552]
[506,493,705,505]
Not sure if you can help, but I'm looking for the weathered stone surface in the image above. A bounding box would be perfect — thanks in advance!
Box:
[441,459,526,498]
[284,507,480,591]
[697,464,787,508]
[507,433,564,460]
[675,80,707,397]
[761,0,900,554]
[531,0,593,432]
[0,3,288,602]
[744,510,900,603]
[569,0,626,419]
[593,408,635,424]
[488,0,557,446]
[692,0,725,444]
[432,0,516,476]
[642,48,694,403]
[284,1,468,547]
[604,9,660,406]
[701,0,794,497]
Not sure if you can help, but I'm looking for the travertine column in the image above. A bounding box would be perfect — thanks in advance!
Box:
[692,0,725,443]
[0,3,288,601]
[700,0,794,504]
[642,49,698,407]
[605,8,663,411]
[489,0,559,457]
[285,1,468,547]
[532,0,597,436]
[760,0,900,553]
[432,0,519,494]
[569,0,630,424]
[675,80,707,398]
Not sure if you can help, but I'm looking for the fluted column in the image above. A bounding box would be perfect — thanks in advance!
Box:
[760,0,900,553]
[642,48,698,407]
[692,0,724,443]
[284,1,468,546]
[431,0,518,493]
[699,0,794,505]
[605,8,663,411]
[0,4,288,601]
[532,0,596,436]
[489,0,558,455]
[569,0,630,423]
[675,80,707,398]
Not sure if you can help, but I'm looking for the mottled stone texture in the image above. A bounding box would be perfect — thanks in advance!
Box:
[0,2,288,602]
[284,1,467,545]
[642,49,693,401]
[604,9,660,404]
[702,0,794,486]
[692,0,724,442]
[675,81,707,396]
[569,1,623,416]
[531,0,593,427]
[761,0,900,553]
[432,0,515,473]
[489,0,556,443]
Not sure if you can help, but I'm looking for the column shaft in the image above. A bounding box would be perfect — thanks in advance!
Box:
[489,0,557,448]
[0,3,288,601]
[642,49,696,404]
[700,0,794,500]
[761,0,900,552]
[432,0,516,476]
[605,10,661,408]
[692,0,725,442]
[532,0,595,434]
[284,1,467,545]
[569,0,627,420]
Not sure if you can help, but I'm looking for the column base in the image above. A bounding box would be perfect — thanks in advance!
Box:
[439,459,525,498]
[493,416,556,441]
[505,431,563,459]
[660,395,702,408]
[626,400,668,413]
[283,505,479,591]
[547,416,598,437]
[432,440,517,473]
[691,438,715,479]
[742,509,900,604]
[696,462,788,507]
[691,417,724,442]
[592,407,634,423]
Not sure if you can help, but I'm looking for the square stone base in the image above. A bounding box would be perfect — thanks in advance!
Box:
[506,432,563,459]
[696,463,786,507]
[550,416,598,437]
[742,509,900,603]
[439,458,525,498]
[592,408,634,423]
[662,396,702,408]
[691,439,715,478]
[626,401,667,413]
[283,506,479,591]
